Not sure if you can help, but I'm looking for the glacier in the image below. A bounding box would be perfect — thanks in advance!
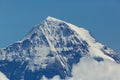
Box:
[0,16,120,80]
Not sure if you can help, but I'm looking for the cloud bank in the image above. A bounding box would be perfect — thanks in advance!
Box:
[69,57,120,80]
[42,57,120,80]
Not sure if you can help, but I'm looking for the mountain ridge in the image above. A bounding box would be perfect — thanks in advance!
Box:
[0,16,119,80]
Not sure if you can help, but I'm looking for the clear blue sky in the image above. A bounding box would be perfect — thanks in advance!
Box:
[0,0,120,52]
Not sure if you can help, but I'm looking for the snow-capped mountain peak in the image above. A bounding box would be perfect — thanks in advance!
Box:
[40,16,114,61]
[0,16,119,80]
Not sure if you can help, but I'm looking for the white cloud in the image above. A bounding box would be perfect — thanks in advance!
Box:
[69,57,120,80]
[0,72,9,80]
[42,57,120,80]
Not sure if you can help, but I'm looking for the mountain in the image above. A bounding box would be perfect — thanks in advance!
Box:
[0,16,120,80]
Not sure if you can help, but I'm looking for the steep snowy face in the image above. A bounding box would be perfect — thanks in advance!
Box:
[28,16,115,60]
[31,16,115,60]
[0,16,119,80]
[23,16,91,71]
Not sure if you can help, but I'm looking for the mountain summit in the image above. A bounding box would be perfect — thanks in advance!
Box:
[0,16,119,80]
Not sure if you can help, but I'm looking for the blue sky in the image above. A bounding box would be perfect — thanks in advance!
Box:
[0,0,120,52]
